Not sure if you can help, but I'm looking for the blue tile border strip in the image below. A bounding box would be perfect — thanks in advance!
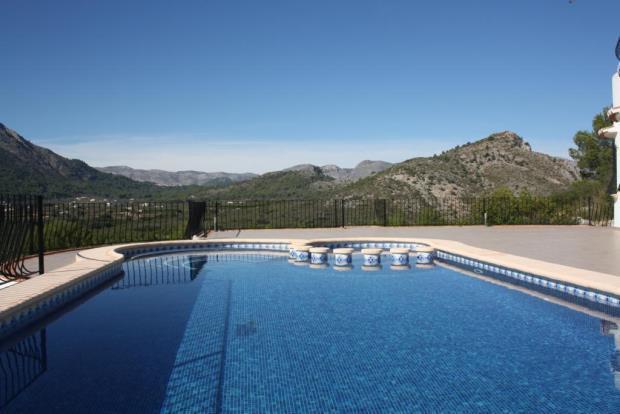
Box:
[436,250,620,317]
[322,241,426,251]
[120,242,290,259]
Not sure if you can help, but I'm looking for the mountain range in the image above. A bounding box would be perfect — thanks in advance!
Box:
[283,160,393,183]
[96,160,392,187]
[97,166,258,187]
[0,122,579,201]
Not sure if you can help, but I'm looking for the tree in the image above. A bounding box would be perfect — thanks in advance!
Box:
[568,109,614,192]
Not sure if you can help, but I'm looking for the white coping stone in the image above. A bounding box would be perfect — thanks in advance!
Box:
[309,247,330,253]
[361,248,383,255]
[333,248,354,254]
[390,248,410,254]
[416,246,435,253]
[293,246,310,252]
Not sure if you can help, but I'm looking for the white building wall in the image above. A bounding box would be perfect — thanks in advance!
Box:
[613,73,620,227]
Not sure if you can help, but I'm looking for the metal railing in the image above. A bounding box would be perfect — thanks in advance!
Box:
[42,200,189,251]
[0,195,44,281]
[204,197,613,231]
[0,195,613,281]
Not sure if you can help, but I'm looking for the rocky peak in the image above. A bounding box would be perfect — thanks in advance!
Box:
[0,122,36,152]
[484,131,531,151]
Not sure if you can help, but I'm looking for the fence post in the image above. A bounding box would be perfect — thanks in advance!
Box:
[37,195,45,275]
[28,198,35,255]
[341,199,345,228]
[587,197,592,225]
[383,199,388,227]
[214,201,219,232]
[185,200,207,239]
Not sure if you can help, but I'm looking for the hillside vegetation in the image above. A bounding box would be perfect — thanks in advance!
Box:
[0,123,158,199]
[337,131,578,200]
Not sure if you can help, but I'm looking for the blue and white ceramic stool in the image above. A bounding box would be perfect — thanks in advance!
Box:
[288,244,298,260]
[416,246,435,266]
[310,247,329,265]
[390,247,410,266]
[361,248,382,267]
[293,245,311,262]
[333,248,354,267]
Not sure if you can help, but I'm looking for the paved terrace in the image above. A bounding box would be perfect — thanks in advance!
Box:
[20,225,620,277]
[209,225,620,276]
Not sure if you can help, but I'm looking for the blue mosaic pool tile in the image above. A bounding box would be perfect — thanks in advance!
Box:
[161,278,230,413]
[211,259,620,412]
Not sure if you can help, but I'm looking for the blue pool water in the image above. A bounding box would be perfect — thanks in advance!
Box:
[1,252,620,413]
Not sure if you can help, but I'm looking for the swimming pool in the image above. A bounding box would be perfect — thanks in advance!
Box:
[1,251,619,413]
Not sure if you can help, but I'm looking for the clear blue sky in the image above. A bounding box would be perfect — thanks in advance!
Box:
[1,0,619,173]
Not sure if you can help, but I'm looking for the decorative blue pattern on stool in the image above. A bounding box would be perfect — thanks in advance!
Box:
[391,254,409,266]
[310,253,328,265]
[363,254,381,266]
[416,252,434,265]
[295,251,309,262]
[335,254,352,266]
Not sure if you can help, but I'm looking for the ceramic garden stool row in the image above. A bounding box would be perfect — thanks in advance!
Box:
[416,246,435,265]
[310,247,329,265]
[361,248,383,267]
[390,247,410,267]
[333,248,354,267]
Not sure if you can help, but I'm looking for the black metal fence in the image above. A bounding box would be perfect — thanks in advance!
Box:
[0,195,44,281]
[42,200,189,251]
[204,197,614,231]
[0,195,614,281]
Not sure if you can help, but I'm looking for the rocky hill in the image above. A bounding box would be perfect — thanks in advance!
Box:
[0,123,157,199]
[283,160,392,182]
[198,167,335,200]
[338,131,579,200]
[97,166,257,186]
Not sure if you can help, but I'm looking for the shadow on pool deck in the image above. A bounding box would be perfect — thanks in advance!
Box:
[208,225,620,276]
[22,250,79,275]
